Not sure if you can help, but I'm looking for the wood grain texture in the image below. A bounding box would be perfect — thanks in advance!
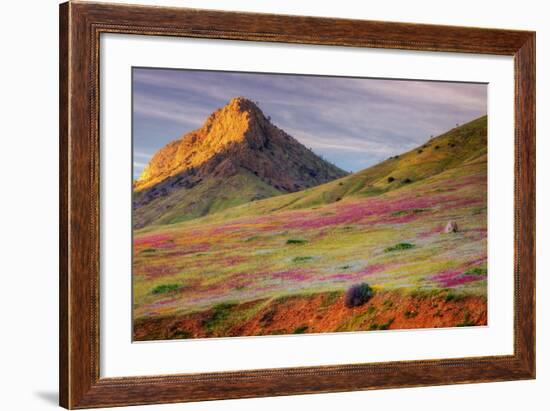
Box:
[59,1,536,408]
[59,2,69,407]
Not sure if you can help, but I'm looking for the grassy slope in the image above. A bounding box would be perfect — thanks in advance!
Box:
[136,116,485,229]
[192,115,487,224]
[132,116,488,338]
[133,168,282,227]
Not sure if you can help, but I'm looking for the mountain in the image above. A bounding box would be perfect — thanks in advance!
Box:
[133,97,347,228]
[192,115,487,223]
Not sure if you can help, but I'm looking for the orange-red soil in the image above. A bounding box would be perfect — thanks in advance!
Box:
[134,291,487,341]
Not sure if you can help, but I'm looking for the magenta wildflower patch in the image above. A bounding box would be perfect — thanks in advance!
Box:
[429,268,484,288]
[138,265,178,279]
[321,264,386,282]
[134,233,172,247]
[271,269,312,282]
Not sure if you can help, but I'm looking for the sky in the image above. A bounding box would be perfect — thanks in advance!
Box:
[132,67,487,179]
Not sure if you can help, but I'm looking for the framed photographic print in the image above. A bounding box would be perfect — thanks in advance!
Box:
[59,1,535,409]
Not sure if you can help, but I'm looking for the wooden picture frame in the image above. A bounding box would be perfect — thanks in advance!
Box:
[59,1,535,408]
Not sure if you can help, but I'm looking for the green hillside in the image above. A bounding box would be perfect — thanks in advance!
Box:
[182,115,487,225]
[133,115,488,339]
[133,168,282,228]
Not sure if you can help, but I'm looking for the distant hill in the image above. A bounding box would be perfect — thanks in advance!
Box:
[193,115,488,223]
[133,97,348,228]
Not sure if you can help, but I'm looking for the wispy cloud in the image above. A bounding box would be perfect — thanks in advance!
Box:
[132,68,486,175]
[134,151,154,159]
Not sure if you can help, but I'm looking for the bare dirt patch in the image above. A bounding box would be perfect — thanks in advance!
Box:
[134,290,487,341]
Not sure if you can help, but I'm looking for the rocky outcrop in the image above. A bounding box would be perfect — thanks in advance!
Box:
[444,221,459,233]
[133,97,348,227]
[135,97,347,193]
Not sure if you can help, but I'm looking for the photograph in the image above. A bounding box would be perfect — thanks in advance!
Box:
[131,68,488,341]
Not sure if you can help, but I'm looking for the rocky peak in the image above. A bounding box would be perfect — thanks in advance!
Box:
[200,97,267,148]
[134,97,347,194]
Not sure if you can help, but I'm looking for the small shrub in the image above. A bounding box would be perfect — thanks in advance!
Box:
[417,149,423,154]
[151,283,180,295]
[387,176,395,183]
[292,256,314,263]
[404,310,418,319]
[172,330,191,339]
[260,309,275,325]
[141,248,157,254]
[378,318,395,330]
[293,325,308,334]
[391,208,428,217]
[384,242,415,252]
[202,302,237,332]
[402,178,413,184]
[444,292,457,302]
[435,145,440,149]
[286,239,308,245]
[320,291,341,309]
[369,318,394,331]
[464,267,487,275]
[344,283,374,308]
[340,264,352,270]
[457,312,475,327]
[472,206,486,215]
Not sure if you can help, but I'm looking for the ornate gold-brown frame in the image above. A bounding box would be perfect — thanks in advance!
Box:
[59,1,535,408]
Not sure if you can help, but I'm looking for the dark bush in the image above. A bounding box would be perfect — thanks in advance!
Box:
[387,176,395,183]
[464,267,487,275]
[286,239,308,245]
[404,310,418,319]
[344,283,374,308]
[292,256,314,263]
[435,145,440,149]
[151,283,180,295]
[402,178,412,184]
[384,242,415,252]
[202,302,237,331]
[171,330,191,339]
[417,149,423,154]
